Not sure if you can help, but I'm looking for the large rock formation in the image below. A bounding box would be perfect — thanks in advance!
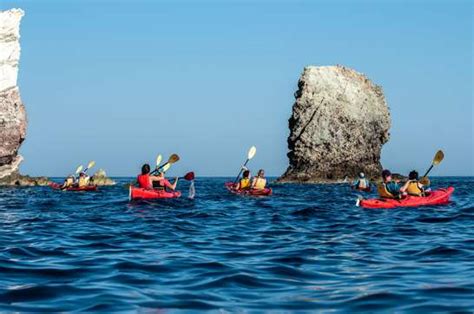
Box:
[0,9,26,179]
[278,65,391,183]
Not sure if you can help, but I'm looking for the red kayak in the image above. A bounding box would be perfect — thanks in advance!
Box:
[129,185,181,200]
[50,183,98,192]
[225,182,272,196]
[359,187,454,209]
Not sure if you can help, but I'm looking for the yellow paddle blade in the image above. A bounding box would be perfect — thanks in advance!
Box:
[75,165,83,174]
[432,150,444,166]
[167,154,180,164]
[87,161,96,169]
[248,146,257,159]
[162,163,171,172]
[156,154,162,166]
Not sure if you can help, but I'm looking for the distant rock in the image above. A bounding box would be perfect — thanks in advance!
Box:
[0,172,51,186]
[0,9,27,181]
[278,65,391,183]
[91,169,115,186]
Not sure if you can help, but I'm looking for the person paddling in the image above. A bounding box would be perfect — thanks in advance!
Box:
[77,172,90,188]
[61,175,75,189]
[352,172,370,190]
[234,170,251,190]
[378,169,407,199]
[251,169,267,190]
[137,164,161,189]
[405,170,426,196]
[154,170,179,191]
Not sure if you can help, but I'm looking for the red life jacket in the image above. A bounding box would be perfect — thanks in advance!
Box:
[137,174,152,189]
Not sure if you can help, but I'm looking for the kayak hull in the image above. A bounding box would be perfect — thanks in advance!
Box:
[129,186,181,200]
[359,187,454,209]
[50,183,98,191]
[225,182,272,196]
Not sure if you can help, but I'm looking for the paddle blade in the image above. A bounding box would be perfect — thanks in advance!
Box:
[75,165,83,174]
[167,154,180,164]
[162,163,171,172]
[156,154,162,166]
[433,150,444,166]
[420,177,431,186]
[87,161,96,169]
[183,172,195,181]
[247,146,257,160]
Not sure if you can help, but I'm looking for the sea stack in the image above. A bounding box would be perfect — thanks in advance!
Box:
[278,65,391,183]
[0,9,26,180]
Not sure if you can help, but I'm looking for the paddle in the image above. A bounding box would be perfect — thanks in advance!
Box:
[420,150,444,186]
[152,154,180,174]
[233,146,257,184]
[182,172,195,181]
[83,160,95,174]
[156,154,162,168]
[75,165,83,175]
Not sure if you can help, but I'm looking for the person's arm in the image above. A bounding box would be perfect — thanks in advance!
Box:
[162,178,178,190]
[251,178,257,189]
[400,181,410,193]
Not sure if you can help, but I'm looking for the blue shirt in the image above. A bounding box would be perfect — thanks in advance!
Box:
[385,181,400,195]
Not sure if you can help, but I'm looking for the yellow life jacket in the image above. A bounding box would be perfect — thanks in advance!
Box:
[377,183,395,199]
[239,178,250,190]
[78,176,88,187]
[65,178,74,187]
[406,181,423,196]
[253,177,266,190]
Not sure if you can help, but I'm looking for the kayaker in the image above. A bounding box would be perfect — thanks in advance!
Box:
[77,172,90,188]
[61,175,75,189]
[251,169,267,190]
[155,170,179,191]
[235,170,251,190]
[378,169,406,199]
[352,172,370,190]
[405,170,425,196]
[137,164,161,189]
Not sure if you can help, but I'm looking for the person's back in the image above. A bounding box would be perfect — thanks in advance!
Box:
[405,170,424,196]
[353,172,369,190]
[137,164,153,189]
[62,176,74,189]
[237,170,251,190]
[78,173,88,187]
[251,169,267,190]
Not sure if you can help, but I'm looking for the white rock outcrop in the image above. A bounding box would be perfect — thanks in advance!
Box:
[0,9,26,179]
[0,9,23,91]
[279,65,391,183]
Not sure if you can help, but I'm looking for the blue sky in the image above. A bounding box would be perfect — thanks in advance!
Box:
[1,0,472,177]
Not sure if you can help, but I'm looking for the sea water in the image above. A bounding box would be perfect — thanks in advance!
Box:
[0,177,473,311]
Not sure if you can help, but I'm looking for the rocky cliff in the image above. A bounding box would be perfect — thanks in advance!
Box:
[0,9,26,180]
[278,65,391,183]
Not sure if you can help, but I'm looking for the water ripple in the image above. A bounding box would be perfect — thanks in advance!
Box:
[0,177,473,311]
